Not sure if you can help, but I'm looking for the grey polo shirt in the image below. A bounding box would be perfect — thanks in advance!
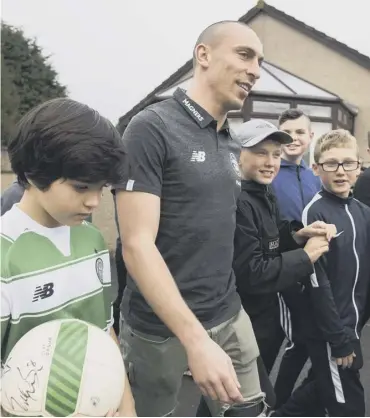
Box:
[1,181,24,215]
[114,88,242,336]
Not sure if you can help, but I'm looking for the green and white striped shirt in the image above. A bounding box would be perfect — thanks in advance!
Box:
[1,205,113,362]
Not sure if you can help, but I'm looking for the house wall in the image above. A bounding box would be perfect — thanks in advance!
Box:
[1,172,16,191]
[1,150,16,191]
[248,14,370,164]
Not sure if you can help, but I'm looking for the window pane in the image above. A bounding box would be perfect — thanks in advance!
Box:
[348,114,354,132]
[338,108,343,123]
[263,62,337,99]
[252,101,290,114]
[338,107,350,126]
[253,68,293,94]
[228,118,244,131]
[297,104,332,118]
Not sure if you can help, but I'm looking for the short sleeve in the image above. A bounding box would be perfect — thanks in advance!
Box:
[112,109,167,197]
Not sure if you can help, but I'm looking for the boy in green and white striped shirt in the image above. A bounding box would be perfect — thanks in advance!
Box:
[0,98,135,416]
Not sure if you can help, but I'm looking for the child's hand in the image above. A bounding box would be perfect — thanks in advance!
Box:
[303,235,330,263]
[294,221,337,244]
[334,352,356,369]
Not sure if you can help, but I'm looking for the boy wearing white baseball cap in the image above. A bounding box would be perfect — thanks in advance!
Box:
[233,119,335,378]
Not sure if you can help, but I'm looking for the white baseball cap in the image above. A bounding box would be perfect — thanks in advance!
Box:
[236,119,293,148]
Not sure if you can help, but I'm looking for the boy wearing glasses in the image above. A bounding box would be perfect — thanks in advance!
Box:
[274,129,370,416]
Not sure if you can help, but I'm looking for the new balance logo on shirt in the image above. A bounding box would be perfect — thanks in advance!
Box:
[32,282,54,302]
[191,151,206,162]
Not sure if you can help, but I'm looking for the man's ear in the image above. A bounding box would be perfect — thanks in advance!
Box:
[194,44,211,69]
[309,131,314,141]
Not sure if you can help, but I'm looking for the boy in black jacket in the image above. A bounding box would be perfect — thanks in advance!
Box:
[233,119,335,374]
[275,130,370,417]
[195,120,335,417]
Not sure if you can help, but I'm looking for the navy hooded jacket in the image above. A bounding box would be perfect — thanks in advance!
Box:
[272,159,321,222]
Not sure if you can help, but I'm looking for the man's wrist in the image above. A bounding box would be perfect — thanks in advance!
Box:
[177,321,209,350]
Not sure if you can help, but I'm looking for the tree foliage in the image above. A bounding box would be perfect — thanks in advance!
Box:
[1,22,67,146]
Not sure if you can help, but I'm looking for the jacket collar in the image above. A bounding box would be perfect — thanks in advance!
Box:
[241,179,274,195]
[321,187,353,204]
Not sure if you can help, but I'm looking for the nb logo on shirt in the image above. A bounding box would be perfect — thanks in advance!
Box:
[191,151,206,162]
[32,282,54,302]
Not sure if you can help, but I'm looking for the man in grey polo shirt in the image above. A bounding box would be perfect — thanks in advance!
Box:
[1,181,25,215]
[114,21,265,417]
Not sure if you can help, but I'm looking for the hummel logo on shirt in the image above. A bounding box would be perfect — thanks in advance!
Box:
[32,282,54,302]
[191,151,206,162]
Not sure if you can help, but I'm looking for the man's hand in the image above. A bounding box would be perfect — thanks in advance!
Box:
[303,235,330,264]
[294,221,337,245]
[334,352,356,369]
[186,335,244,405]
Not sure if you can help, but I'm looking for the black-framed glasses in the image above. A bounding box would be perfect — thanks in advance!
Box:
[318,161,360,172]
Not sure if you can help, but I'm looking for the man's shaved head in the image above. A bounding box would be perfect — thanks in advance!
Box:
[188,20,263,114]
[192,21,255,66]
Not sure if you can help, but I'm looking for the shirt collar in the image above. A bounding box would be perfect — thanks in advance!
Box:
[173,88,230,133]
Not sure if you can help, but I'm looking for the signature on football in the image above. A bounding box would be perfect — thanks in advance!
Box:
[3,358,43,411]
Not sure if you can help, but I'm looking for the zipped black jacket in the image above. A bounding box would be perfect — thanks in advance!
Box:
[233,180,313,321]
[302,188,370,357]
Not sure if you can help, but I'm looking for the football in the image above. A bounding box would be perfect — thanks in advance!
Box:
[1,319,125,416]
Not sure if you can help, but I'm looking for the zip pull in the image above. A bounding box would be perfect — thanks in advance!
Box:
[296,165,305,208]
[296,165,301,181]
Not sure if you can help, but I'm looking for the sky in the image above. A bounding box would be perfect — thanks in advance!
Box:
[2,0,370,125]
